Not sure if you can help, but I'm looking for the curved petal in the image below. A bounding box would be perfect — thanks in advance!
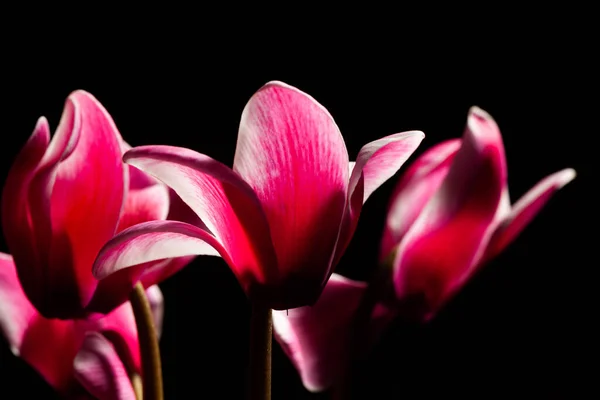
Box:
[27,91,127,317]
[380,139,461,259]
[138,189,213,284]
[118,189,206,297]
[73,332,136,400]
[272,274,366,392]
[392,107,507,317]
[93,220,226,283]
[334,131,425,266]
[233,81,349,304]
[0,253,38,356]
[1,118,50,308]
[123,146,277,294]
[484,168,576,262]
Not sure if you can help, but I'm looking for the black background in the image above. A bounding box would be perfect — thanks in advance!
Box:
[0,28,593,399]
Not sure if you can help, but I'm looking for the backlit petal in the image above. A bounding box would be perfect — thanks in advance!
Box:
[73,332,136,400]
[334,131,424,265]
[392,107,506,316]
[272,274,366,392]
[484,168,576,261]
[380,139,461,259]
[123,146,277,294]
[233,81,349,301]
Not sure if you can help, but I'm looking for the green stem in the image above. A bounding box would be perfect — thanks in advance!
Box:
[129,282,164,400]
[247,303,272,400]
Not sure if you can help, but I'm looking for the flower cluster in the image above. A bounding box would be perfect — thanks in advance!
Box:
[0,82,574,399]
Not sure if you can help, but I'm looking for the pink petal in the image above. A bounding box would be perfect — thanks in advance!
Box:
[137,189,210,285]
[1,118,50,308]
[27,91,127,317]
[73,332,136,400]
[93,220,226,285]
[0,253,38,356]
[334,131,425,265]
[122,145,278,298]
[86,286,160,382]
[0,253,142,396]
[18,314,81,393]
[392,107,507,317]
[272,274,367,392]
[233,81,349,305]
[484,168,576,261]
[116,176,170,234]
[0,257,89,393]
[117,140,171,233]
[380,139,461,259]
[88,191,199,314]
[98,301,142,373]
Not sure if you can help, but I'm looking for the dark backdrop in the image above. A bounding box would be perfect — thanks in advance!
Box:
[0,45,592,398]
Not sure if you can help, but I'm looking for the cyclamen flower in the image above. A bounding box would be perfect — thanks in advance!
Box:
[92,81,424,310]
[1,90,191,319]
[272,106,576,392]
[0,253,163,399]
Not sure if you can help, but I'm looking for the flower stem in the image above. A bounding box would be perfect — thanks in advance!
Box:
[247,303,272,400]
[129,282,163,400]
[130,372,143,400]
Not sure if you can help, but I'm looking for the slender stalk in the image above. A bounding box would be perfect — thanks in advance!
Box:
[130,372,143,400]
[129,282,163,400]
[247,303,272,400]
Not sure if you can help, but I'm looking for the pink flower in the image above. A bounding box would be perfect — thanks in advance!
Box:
[92,81,424,310]
[1,90,190,319]
[0,252,163,399]
[272,106,576,392]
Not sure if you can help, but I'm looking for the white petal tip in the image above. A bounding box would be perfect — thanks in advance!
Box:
[467,105,496,126]
[556,168,577,188]
[10,345,20,357]
[305,383,327,393]
[35,116,49,128]
[409,130,426,139]
[469,105,491,118]
[262,80,291,89]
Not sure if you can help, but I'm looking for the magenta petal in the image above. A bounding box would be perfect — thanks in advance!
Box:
[334,131,425,265]
[0,253,38,356]
[1,119,50,308]
[27,91,126,317]
[93,220,226,282]
[117,178,169,234]
[272,274,367,392]
[73,332,136,400]
[1,253,83,391]
[392,107,507,315]
[18,314,80,393]
[233,81,349,291]
[136,189,208,286]
[380,139,461,259]
[123,146,277,293]
[484,168,576,261]
[117,140,171,233]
